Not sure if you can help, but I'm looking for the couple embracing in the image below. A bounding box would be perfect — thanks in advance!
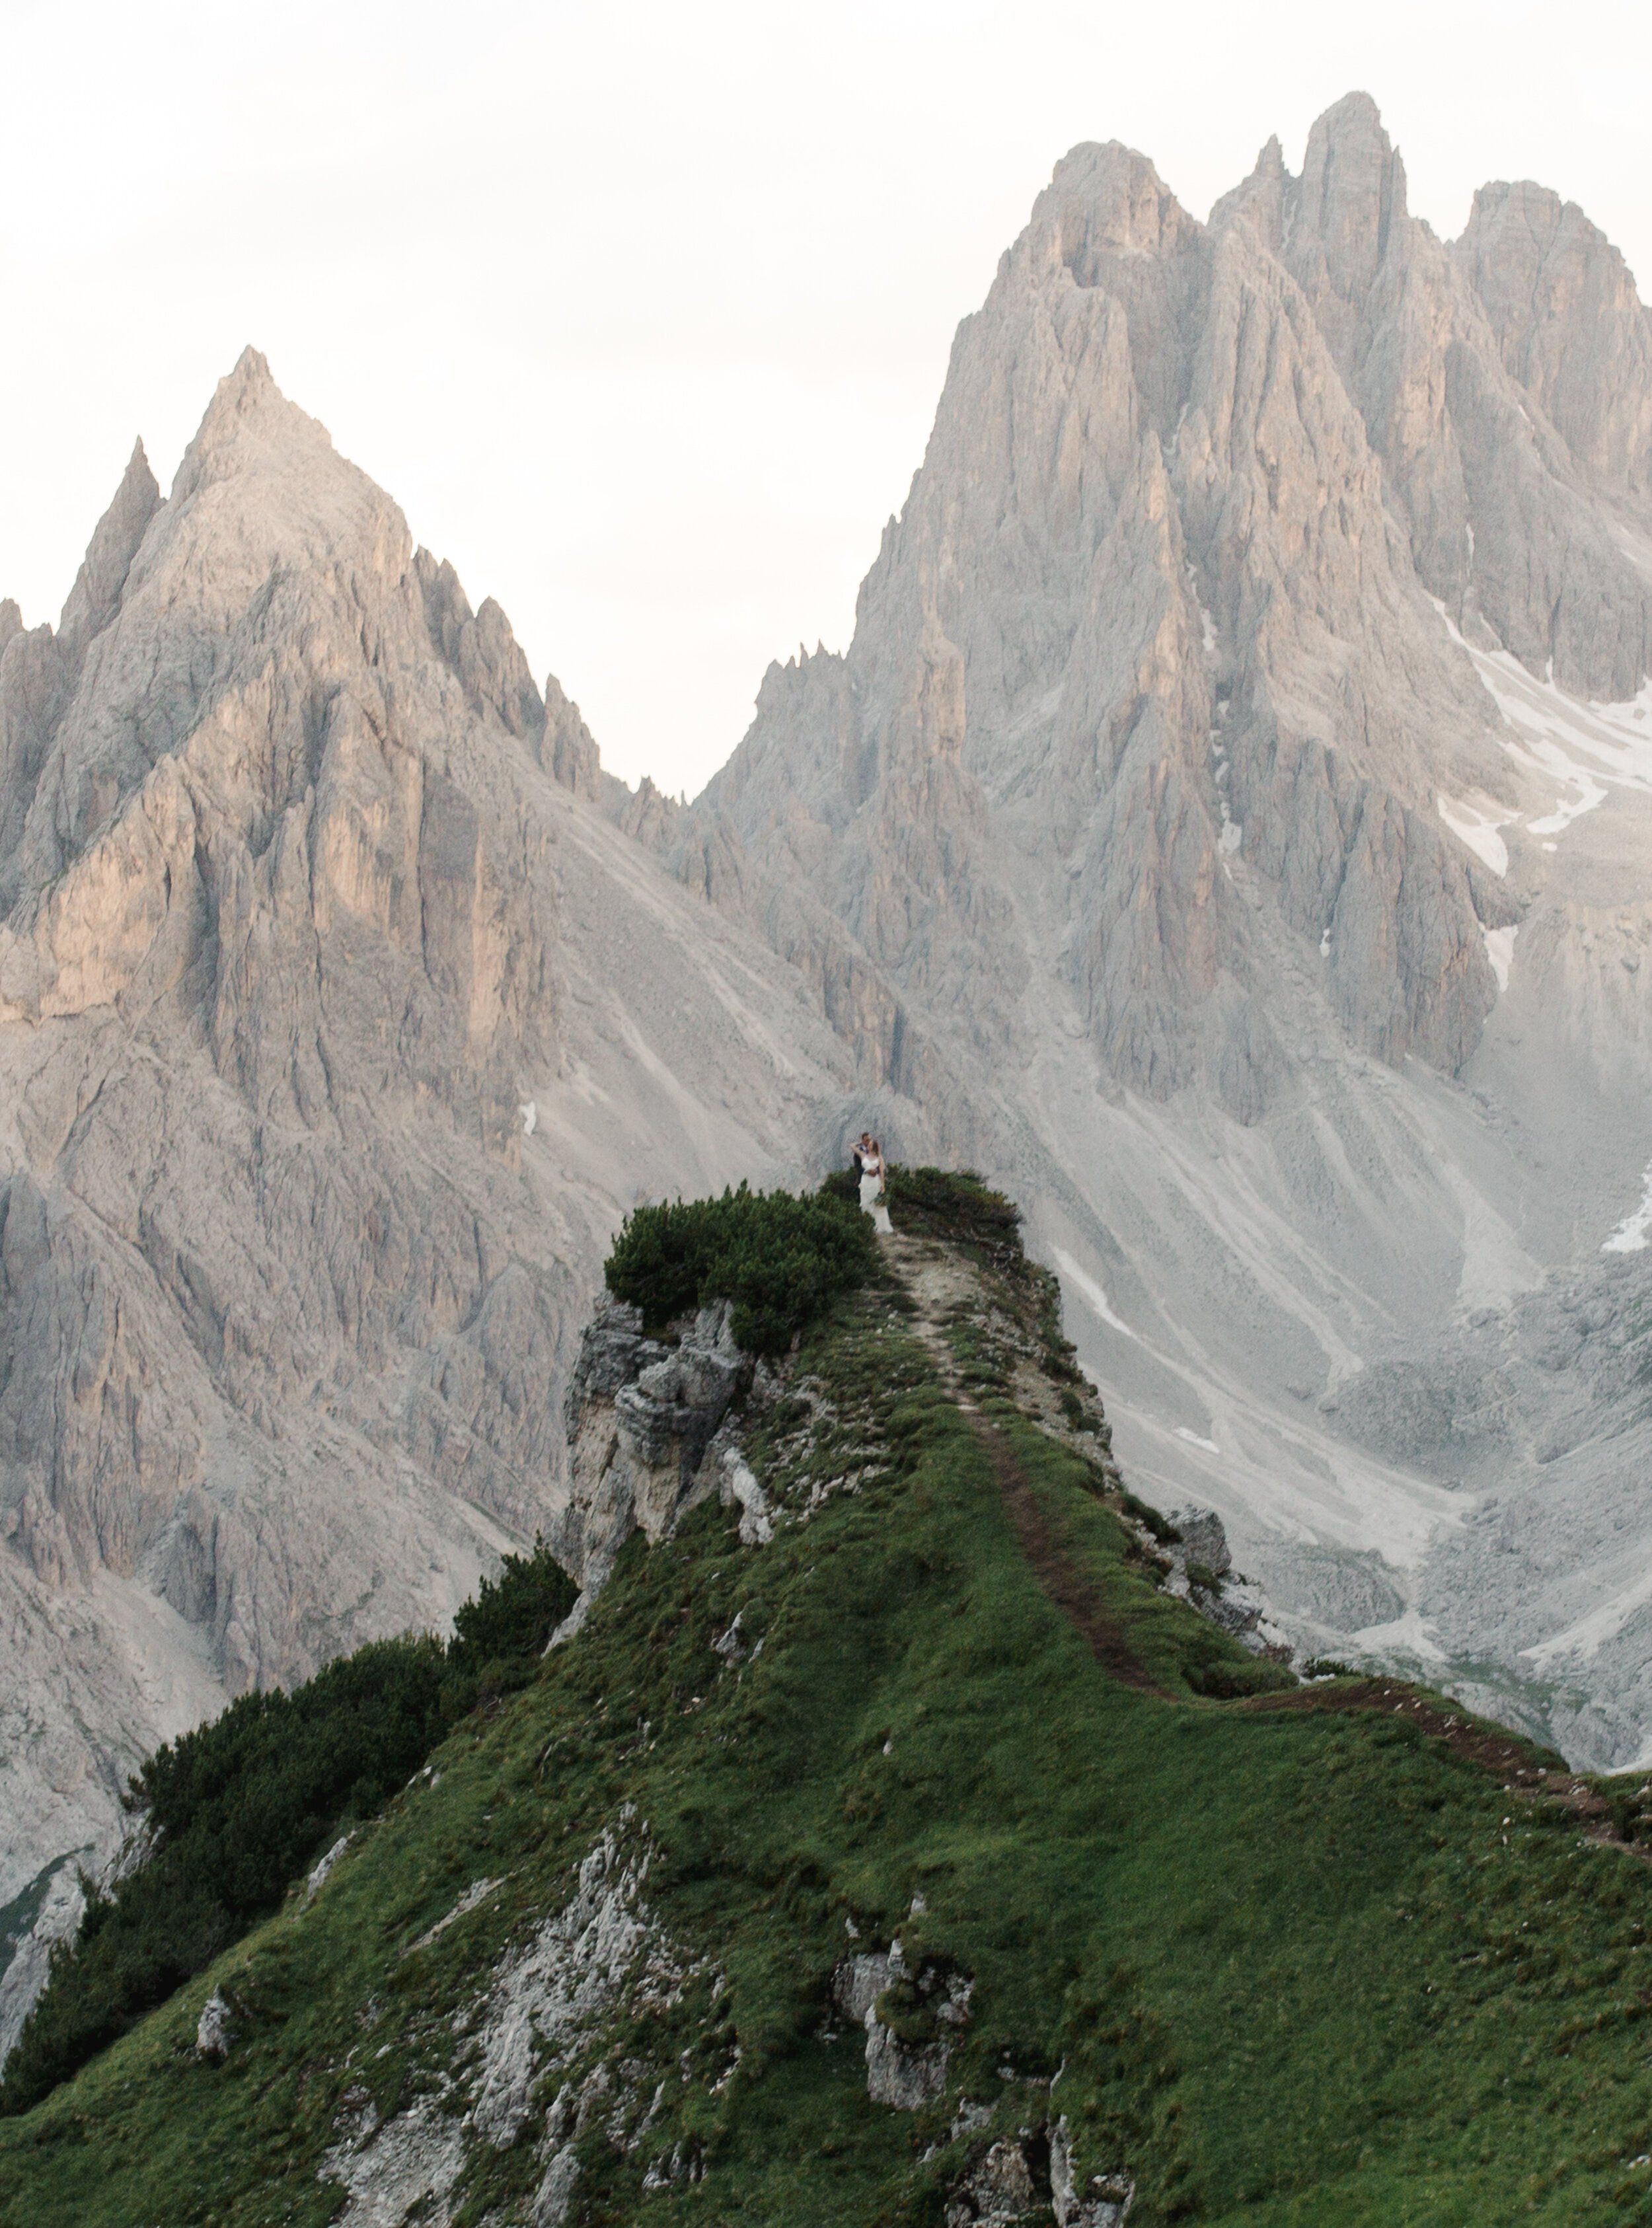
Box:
[851,1132,893,1235]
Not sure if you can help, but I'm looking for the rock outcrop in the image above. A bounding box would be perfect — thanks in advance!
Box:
[833,1938,971,2110]
[1158,1503,1275,1655]
[559,1298,753,1592]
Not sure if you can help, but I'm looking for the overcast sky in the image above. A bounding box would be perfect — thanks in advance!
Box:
[1,0,1647,795]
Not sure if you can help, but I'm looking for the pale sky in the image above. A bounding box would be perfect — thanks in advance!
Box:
[1,0,1647,796]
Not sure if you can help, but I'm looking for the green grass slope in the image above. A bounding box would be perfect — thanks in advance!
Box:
[6,1188,1652,2226]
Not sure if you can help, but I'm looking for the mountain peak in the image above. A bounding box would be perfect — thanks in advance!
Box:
[1296,88,1408,294]
[1041,139,1199,278]
[1456,176,1652,493]
[1210,132,1287,246]
[56,435,160,659]
[168,347,336,507]
[202,345,307,439]
[1311,87,1386,138]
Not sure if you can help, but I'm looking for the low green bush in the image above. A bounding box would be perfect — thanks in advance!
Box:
[1120,1489,1182,1545]
[821,1163,1027,1268]
[1058,1387,1102,1434]
[0,1542,575,2117]
[604,1183,877,1354]
[449,1540,578,1687]
[888,1166,1024,1265]
[1184,1653,1296,1699]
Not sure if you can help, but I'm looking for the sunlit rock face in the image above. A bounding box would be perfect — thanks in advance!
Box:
[0,352,866,2024]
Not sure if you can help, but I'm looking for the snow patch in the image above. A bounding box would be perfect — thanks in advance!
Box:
[1438,601,1652,838]
[1187,562,1218,659]
[1604,1162,1652,1253]
[1174,1426,1220,1454]
[1437,794,1509,877]
[1482,924,1517,994]
[1526,769,1608,837]
[520,1099,537,1135]
[1053,1248,1136,1341]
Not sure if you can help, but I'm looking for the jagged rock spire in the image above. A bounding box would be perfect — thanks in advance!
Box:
[56,439,159,661]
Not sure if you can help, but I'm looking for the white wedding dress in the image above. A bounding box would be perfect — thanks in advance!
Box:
[859,1162,893,1234]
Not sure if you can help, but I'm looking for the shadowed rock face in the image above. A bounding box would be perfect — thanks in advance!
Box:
[0,351,868,2007]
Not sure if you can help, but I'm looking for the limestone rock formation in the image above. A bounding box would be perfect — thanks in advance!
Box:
[558,1298,752,1596]
[1457,176,1652,502]
[669,96,1652,1771]
[689,92,1652,1117]
[0,352,870,2044]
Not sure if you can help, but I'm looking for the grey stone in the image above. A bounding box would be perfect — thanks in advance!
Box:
[1165,1506,1232,1579]
[196,1987,234,2062]
[945,2138,1042,2225]
[1051,2115,1135,2225]
[560,1296,757,1586]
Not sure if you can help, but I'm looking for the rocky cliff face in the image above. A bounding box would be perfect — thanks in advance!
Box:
[697,94,1652,1111]
[558,1297,769,1607]
[0,353,872,2033]
[675,98,1652,1769]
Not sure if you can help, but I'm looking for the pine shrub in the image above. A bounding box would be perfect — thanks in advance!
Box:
[0,1543,574,2116]
[604,1183,877,1353]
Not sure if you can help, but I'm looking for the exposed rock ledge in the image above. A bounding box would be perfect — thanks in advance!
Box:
[554,1300,774,1627]
[1163,1503,1286,1658]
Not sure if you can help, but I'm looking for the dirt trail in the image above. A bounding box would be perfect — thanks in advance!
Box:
[1244,1678,1550,1777]
[882,1232,1168,1695]
[878,1232,1652,1821]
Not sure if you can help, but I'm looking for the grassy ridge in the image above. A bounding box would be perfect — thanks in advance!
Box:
[4,1255,1652,2221]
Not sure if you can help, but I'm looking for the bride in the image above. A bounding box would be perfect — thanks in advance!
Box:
[857,1134,893,1235]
